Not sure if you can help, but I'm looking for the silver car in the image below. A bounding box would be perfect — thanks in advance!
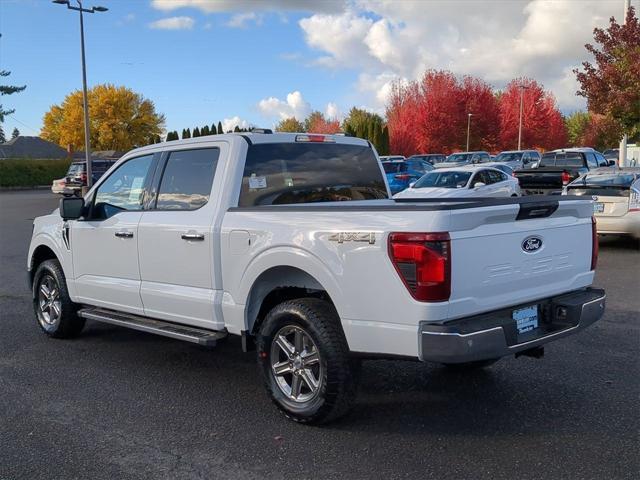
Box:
[494,150,541,170]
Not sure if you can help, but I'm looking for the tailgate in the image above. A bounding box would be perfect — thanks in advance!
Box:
[447,198,595,319]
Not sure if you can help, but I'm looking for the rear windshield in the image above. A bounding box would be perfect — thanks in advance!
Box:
[67,163,84,174]
[540,153,583,167]
[494,152,523,162]
[239,143,388,207]
[382,162,407,174]
[575,174,636,187]
[413,171,472,189]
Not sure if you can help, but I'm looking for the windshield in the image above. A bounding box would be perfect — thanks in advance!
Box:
[572,174,636,187]
[446,153,472,163]
[382,162,407,174]
[494,152,523,163]
[413,171,472,189]
[67,163,85,174]
[239,143,388,206]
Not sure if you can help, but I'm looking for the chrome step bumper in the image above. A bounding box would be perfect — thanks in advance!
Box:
[419,288,606,364]
[78,307,227,346]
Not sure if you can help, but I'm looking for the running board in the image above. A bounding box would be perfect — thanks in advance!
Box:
[78,307,227,346]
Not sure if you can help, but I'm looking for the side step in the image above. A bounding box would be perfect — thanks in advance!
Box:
[78,307,228,346]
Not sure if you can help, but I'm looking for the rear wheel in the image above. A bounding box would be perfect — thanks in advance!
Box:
[257,298,357,424]
[32,259,85,338]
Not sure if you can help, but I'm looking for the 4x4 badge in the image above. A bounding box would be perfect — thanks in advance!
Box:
[522,236,543,253]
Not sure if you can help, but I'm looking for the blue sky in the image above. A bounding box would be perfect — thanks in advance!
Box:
[0,0,634,138]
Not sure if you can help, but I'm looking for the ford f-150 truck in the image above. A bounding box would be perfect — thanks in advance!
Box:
[27,132,605,424]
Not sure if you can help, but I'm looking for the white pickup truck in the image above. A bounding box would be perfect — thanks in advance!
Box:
[27,132,605,424]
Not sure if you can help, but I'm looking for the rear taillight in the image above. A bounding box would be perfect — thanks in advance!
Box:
[561,170,571,185]
[591,217,598,271]
[629,187,640,212]
[388,232,451,302]
[80,172,87,183]
[394,174,411,181]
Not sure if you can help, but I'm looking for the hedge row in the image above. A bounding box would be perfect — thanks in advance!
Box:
[0,158,72,187]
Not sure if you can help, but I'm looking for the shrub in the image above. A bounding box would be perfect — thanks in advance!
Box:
[0,158,72,187]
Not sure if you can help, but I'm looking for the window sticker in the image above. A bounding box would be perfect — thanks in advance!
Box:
[249,174,267,189]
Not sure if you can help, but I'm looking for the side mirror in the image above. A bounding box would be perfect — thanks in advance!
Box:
[607,160,616,166]
[409,182,416,188]
[473,182,486,189]
[60,197,85,220]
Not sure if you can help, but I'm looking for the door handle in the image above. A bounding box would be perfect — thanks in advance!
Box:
[114,231,134,238]
[181,233,205,241]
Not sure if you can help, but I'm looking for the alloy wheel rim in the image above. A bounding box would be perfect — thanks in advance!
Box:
[270,325,322,403]
[38,275,61,326]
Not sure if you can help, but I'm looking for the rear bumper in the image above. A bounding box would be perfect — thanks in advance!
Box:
[419,288,605,364]
[595,213,640,239]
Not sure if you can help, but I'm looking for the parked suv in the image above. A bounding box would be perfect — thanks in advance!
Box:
[494,150,541,170]
[28,133,605,424]
[435,151,491,168]
[64,160,117,195]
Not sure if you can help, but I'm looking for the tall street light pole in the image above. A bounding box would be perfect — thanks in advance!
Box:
[619,0,631,167]
[466,113,473,151]
[52,0,108,190]
[517,84,529,151]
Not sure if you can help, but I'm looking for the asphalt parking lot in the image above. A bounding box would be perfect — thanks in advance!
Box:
[1,189,638,480]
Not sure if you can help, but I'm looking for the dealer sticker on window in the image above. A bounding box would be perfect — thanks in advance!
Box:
[513,305,539,334]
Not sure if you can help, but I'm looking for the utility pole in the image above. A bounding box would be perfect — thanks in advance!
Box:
[517,84,529,151]
[466,113,473,151]
[52,0,108,191]
[619,0,631,167]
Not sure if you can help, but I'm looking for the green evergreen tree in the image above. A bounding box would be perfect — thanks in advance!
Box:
[234,125,240,132]
[183,128,191,139]
[380,126,390,155]
[0,70,27,123]
[210,123,217,135]
[0,124,5,143]
[217,121,223,134]
[11,127,19,139]
[193,127,201,137]
[202,125,210,136]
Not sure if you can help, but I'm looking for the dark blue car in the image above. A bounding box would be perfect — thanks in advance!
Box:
[382,159,434,194]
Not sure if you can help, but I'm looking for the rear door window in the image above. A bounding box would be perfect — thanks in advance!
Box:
[239,143,388,207]
[156,148,220,210]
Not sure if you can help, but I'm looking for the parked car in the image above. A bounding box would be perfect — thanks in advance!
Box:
[435,151,491,168]
[64,160,118,195]
[51,177,66,194]
[394,166,521,199]
[493,150,541,170]
[28,132,604,424]
[407,153,447,166]
[382,158,434,194]
[563,167,640,241]
[515,148,612,195]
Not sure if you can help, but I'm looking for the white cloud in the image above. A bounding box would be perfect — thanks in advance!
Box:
[325,102,341,120]
[149,16,195,30]
[297,0,617,110]
[222,116,250,132]
[257,91,311,120]
[151,0,344,14]
[226,12,263,28]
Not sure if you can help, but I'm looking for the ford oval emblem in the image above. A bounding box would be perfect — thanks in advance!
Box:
[522,236,543,253]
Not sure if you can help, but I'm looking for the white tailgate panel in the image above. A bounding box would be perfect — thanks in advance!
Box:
[448,217,594,319]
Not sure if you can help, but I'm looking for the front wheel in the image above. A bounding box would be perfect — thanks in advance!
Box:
[257,298,357,424]
[32,259,85,338]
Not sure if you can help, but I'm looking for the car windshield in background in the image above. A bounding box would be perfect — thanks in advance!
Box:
[413,171,472,189]
[447,153,472,163]
[67,163,84,174]
[539,153,583,167]
[574,174,636,187]
[382,162,407,174]
[239,143,388,206]
[494,153,523,162]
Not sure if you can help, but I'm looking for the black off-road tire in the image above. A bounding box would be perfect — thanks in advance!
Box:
[257,298,357,424]
[32,259,85,338]
[442,358,500,371]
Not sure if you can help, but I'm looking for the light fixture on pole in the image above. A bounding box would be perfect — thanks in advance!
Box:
[52,0,108,191]
[466,113,473,151]
[517,83,530,151]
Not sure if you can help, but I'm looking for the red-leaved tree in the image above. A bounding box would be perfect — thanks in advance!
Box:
[305,111,341,134]
[498,78,567,151]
